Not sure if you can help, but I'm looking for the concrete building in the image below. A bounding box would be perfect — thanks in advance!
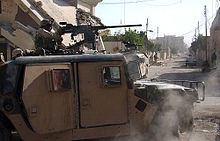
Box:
[156,35,185,55]
[0,0,102,61]
[210,8,220,68]
[153,35,185,60]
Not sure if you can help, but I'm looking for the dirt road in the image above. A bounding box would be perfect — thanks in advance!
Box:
[147,56,220,141]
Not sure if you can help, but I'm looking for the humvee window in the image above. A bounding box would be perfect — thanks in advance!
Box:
[127,61,141,80]
[103,66,121,86]
[52,69,71,91]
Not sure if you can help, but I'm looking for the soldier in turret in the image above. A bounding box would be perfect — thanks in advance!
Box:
[0,53,5,66]
[12,48,23,60]
[35,19,63,54]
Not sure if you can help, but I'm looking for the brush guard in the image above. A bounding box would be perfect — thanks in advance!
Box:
[151,78,205,101]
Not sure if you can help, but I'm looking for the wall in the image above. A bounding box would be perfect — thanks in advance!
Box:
[0,0,18,23]
[104,41,125,53]
[210,8,220,67]
[156,35,185,54]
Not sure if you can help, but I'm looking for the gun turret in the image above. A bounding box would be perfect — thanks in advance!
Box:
[60,22,142,50]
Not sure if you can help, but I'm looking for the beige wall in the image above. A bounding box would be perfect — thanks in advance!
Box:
[0,0,18,23]
[104,41,125,54]
[0,0,102,54]
[0,0,35,50]
[78,1,91,13]
[0,0,78,49]
[77,0,102,15]
[210,8,220,67]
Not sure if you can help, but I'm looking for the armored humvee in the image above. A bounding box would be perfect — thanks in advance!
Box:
[0,53,205,141]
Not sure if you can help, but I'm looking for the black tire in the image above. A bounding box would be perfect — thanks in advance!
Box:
[0,121,11,141]
[148,107,180,141]
[178,107,193,133]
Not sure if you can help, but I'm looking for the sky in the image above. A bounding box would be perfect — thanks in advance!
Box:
[95,0,220,46]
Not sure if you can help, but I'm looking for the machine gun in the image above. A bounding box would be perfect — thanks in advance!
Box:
[59,22,142,50]
[123,41,143,51]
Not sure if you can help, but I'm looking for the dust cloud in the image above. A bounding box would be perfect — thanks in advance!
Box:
[111,92,206,141]
[202,64,220,97]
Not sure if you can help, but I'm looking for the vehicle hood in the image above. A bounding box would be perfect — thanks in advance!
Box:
[134,80,191,90]
[134,80,199,104]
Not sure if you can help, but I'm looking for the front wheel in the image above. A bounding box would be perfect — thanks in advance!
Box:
[178,107,193,133]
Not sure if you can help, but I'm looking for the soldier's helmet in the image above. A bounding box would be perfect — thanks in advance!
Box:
[12,48,23,59]
[40,19,53,28]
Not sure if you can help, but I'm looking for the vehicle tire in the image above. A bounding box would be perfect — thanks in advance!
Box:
[0,121,11,141]
[178,107,193,133]
[149,106,180,140]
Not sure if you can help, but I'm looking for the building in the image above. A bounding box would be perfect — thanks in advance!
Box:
[153,35,184,60]
[0,0,103,61]
[209,8,220,68]
[156,35,185,54]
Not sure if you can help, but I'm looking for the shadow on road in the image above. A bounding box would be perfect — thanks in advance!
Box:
[171,65,201,69]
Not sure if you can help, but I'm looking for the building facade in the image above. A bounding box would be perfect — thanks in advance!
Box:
[156,35,185,54]
[0,0,103,61]
[154,35,185,60]
[210,8,220,68]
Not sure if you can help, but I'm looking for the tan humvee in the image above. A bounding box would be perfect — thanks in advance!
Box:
[0,53,204,141]
[0,54,155,141]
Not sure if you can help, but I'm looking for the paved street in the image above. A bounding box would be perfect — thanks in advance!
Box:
[147,56,220,141]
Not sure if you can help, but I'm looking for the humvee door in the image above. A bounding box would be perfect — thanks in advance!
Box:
[78,61,129,127]
[22,63,75,134]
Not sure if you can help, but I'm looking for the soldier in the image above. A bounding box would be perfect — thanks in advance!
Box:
[35,19,63,54]
[12,48,23,60]
[0,53,5,66]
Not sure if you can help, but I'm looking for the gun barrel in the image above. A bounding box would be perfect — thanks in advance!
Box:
[104,24,142,29]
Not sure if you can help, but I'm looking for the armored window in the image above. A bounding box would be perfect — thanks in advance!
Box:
[103,66,121,86]
[127,61,141,80]
[52,69,71,91]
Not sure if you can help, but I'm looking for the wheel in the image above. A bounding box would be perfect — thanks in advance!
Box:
[0,121,11,141]
[178,107,193,133]
[149,107,180,140]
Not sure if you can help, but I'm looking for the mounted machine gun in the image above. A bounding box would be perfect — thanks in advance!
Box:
[59,22,142,50]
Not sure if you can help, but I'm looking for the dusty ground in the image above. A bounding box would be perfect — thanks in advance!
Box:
[147,56,220,141]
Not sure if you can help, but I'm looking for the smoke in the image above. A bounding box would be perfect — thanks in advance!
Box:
[145,93,185,141]
[201,63,220,97]
[111,91,207,141]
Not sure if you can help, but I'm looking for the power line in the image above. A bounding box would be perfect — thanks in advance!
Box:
[144,1,182,6]
[100,0,182,6]
[100,0,157,5]
[180,14,215,36]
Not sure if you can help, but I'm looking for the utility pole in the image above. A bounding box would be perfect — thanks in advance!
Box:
[157,27,159,38]
[204,5,208,62]
[198,21,200,35]
[146,18,149,38]
[145,18,149,52]
[124,0,126,24]
[194,28,197,40]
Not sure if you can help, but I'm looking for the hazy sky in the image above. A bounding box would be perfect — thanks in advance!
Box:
[96,0,219,46]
